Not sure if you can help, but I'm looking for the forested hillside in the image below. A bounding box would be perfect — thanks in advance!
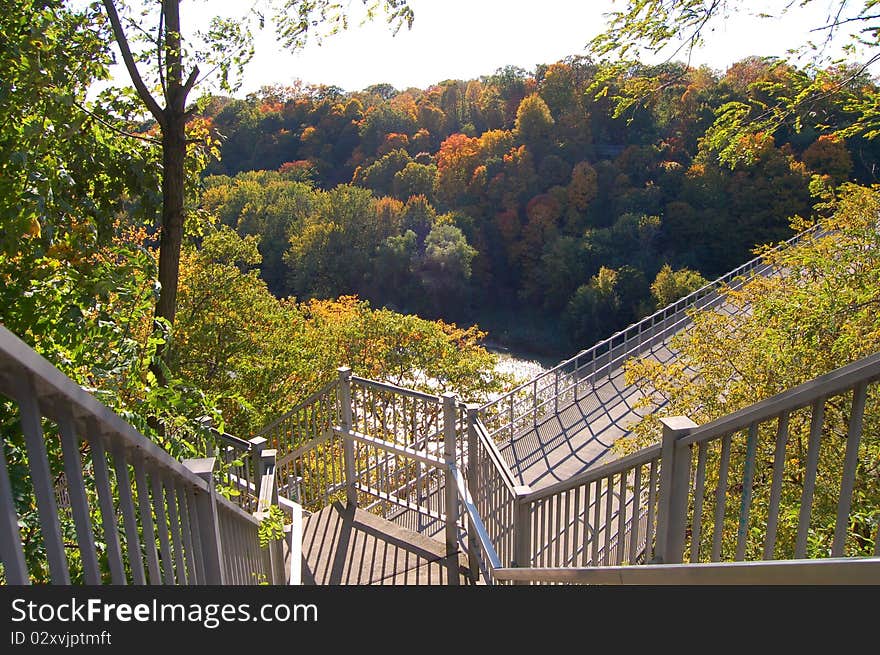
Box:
[197,56,879,354]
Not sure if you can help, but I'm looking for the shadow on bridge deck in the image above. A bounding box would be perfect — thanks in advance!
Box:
[298,501,471,585]
[498,296,747,490]
[499,342,679,490]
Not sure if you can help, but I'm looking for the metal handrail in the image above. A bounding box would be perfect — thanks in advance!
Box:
[492,557,880,584]
[471,416,520,494]
[351,375,442,403]
[678,352,880,447]
[515,351,880,519]
[523,444,662,504]
[254,378,339,438]
[0,325,209,493]
[0,324,279,585]
[478,226,819,416]
[451,465,503,572]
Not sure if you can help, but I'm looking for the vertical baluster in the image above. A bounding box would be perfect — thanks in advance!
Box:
[795,398,826,558]
[231,512,242,584]
[646,459,658,561]
[691,442,708,563]
[18,387,69,583]
[176,485,197,584]
[591,479,601,566]
[165,478,186,583]
[1,423,29,583]
[616,469,627,565]
[565,489,574,566]
[629,464,642,565]
[603,475,614,566]
[151,471,174,583]
[57,412,100,584]
[185,486,205,584]
[764,413,790,560]
[735,422,759,561]
[711,434,733,562]
[321,435,329,505]
[110,443,144,584]
[509,397,515,445]
[552,494,561,566]
[90,430,125,583]
[833,383,868,557]
[581,482,591,566]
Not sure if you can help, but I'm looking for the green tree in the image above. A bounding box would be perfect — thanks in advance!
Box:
[622,183,880,558]
[99,0,414,339]
[650,264,708,307]
[514,93,555,158]
[417,222,477,311]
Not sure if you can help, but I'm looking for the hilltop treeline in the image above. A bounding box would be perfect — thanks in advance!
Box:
[199,56,880,353]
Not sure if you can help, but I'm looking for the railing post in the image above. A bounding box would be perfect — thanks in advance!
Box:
[182,457,225,585]
[655,417,697,564]
[442,393,459,558]
[512,485,532,585]
[532,380,537,427]
[337,367,357,508]
[509,397,515,445]
[465,405,480,581]
[287,474,302,504]
[554,370,559,413]
[249,436,267,508]
[254,448,284,585]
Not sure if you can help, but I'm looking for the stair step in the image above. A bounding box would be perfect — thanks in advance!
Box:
[298,502,471,585]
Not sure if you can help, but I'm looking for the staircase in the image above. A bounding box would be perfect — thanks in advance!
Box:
[298,502,470,585]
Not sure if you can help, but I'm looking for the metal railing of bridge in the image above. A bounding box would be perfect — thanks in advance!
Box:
[0,325,292,585]
[477,226,820,446]
[483,351,880,583]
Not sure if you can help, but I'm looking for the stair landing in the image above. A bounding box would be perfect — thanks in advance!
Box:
[299,502,471,585]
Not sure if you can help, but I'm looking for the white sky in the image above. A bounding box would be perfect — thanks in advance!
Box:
[110,1,877,96]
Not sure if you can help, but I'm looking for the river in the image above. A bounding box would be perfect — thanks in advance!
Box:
[486,345,560,399]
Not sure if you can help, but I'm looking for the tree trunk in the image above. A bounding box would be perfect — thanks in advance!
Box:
[155,111,186,328]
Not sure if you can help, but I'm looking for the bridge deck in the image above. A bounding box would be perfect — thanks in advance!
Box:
[501,297,744,491]
[298,501,471,585]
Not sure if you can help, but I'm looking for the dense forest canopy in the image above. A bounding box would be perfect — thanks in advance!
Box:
[195,54,880,354]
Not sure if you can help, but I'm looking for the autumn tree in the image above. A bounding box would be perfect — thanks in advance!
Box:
[514,93,555,158]
[590,1,880,164]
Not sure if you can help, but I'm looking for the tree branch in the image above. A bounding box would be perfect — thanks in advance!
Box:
[102,0,165,126]
[158,3,166,97]
[72,100,162,145]
[182,65,200,99]
[809,14,880,33]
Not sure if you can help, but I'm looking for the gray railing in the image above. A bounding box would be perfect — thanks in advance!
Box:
[277,370,462,546]
[480,351,880,584]
[477,227,819,445]
[0,325,286,585]
[252,349,880,585]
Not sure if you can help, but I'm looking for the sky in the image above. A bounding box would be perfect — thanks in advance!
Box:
[110,0,876,96]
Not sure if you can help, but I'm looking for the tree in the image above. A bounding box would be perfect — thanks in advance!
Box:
[622,184,880,558]
[99,0,414,345]
[589,1,880,163]
[514,93,555,157]
[650,264,708,307]
[417,222,477,311]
